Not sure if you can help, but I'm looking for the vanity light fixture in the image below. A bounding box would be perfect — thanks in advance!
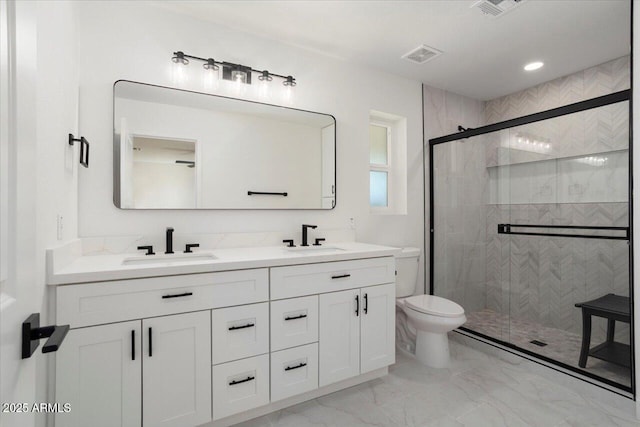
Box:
[203,58,218,71]
[171,51,296,87]
[172,51,189,65]
[524,61,544,71]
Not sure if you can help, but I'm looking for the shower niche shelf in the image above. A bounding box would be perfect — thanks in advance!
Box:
[487,149,628,205]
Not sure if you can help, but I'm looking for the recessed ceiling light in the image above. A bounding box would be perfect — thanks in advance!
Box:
[524,61,544,71]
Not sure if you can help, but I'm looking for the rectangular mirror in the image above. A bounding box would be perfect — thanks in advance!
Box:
[113,80,336,209]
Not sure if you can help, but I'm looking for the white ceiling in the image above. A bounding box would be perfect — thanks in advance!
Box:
[155,0,630,101]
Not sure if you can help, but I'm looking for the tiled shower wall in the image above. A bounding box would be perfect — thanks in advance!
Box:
[426,87,486,310]
[482,56,631,343]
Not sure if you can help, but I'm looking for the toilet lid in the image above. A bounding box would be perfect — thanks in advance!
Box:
[404,295,464,318]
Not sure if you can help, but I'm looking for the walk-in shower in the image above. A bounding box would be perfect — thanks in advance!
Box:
[429,90,633,393]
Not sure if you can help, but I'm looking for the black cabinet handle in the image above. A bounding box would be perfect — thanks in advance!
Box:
[284,362,307,371]
[284,314,307,321]
[248,191,287,196]
[229,376,255,386]
[228,323,255,331]
[331,274,351,279]
[162,292,193,299]
[364,293,368,314]
[148,327,152,357]
[131,330,135,361]
[355,294,359,316]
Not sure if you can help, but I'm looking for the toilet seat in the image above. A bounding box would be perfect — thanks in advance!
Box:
[404,295,464,318]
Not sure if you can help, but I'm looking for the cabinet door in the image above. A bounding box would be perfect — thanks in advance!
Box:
[143,311,211,427]
[55,321,141,427]
[360,283,396,373]
[319,289,360,387]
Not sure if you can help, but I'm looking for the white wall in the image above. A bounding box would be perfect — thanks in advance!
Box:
[75,2,424,285]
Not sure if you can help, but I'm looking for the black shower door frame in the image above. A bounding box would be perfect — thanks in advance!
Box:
[427,89,634,395]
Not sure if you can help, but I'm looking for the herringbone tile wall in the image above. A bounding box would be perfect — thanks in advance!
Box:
[432,56,631,347]
[483,56,631,344]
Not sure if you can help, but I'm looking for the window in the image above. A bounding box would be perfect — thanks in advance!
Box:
[369,110,407,214]
[369,124,390,208]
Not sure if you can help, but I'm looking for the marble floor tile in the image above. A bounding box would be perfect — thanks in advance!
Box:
[234,341,639,427]
[465,309,631,387]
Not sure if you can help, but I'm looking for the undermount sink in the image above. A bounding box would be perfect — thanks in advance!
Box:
[122,252,217,266]
[285,245,345,253]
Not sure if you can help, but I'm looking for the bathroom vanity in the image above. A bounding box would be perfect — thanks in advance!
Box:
[47,242,398,427]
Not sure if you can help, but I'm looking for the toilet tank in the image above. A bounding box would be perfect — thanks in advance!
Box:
[395,247,421,297]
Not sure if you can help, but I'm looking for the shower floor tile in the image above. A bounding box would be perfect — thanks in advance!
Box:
[465,309,631,388]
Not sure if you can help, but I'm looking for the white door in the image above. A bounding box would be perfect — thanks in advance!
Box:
[55,321,142,427]
[319,289,360,387]
[360,283,396,373]
[1,3,44,426]
[143,311,211,427]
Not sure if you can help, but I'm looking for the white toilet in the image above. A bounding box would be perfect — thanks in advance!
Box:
[396,247,466,368]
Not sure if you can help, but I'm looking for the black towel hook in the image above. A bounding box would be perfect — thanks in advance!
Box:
[68,133,90,168]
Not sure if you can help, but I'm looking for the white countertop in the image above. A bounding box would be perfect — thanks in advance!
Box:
[47,242,401,285]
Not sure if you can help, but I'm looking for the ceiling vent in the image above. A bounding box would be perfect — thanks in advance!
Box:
[471,0,525,17]
[402,45,442,65]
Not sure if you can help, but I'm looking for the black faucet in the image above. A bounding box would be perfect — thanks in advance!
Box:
[165,227,174,254]
[301,224,317,247]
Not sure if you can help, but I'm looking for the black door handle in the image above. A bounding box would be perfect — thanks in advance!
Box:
[364,293,368,314]
[228,323,255,331]
[131,330,135,361]
[148,327,152,357]
[284,362,307,371]
[229,376,255,386]
[162,292,193,299]
[355,294,359,316]
[284,314,308,321]
[331,274,351,279]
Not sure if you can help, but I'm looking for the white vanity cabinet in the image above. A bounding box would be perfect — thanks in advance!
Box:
[54,269,268,427]
[318,283,396,386]
[142,311,212,427]
[52,250,397,427]
[55,321,142,427]
[270,257,396,390]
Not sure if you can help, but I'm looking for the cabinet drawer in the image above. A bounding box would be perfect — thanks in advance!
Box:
[270,257,395,300]
[271,296,318,351]
[212,354,269,420]
[212,303,269,364]
[271,343,318,402]
[57,269,268,328]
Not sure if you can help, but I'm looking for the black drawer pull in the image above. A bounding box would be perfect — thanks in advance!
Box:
[284,314,308,321]
[131,330,135,361]
[284,362,307,371]
[331,274,351,279]
[364,293,368,314]
[355,294,359,316]
[148,327,152,357]
[162,292,193,299]
[229,376,255,386]
[228,323,255,331]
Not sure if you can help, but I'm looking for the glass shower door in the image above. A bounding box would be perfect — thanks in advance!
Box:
[432,129,512,343]
[500,101,631,388]
[430,94,632,391]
